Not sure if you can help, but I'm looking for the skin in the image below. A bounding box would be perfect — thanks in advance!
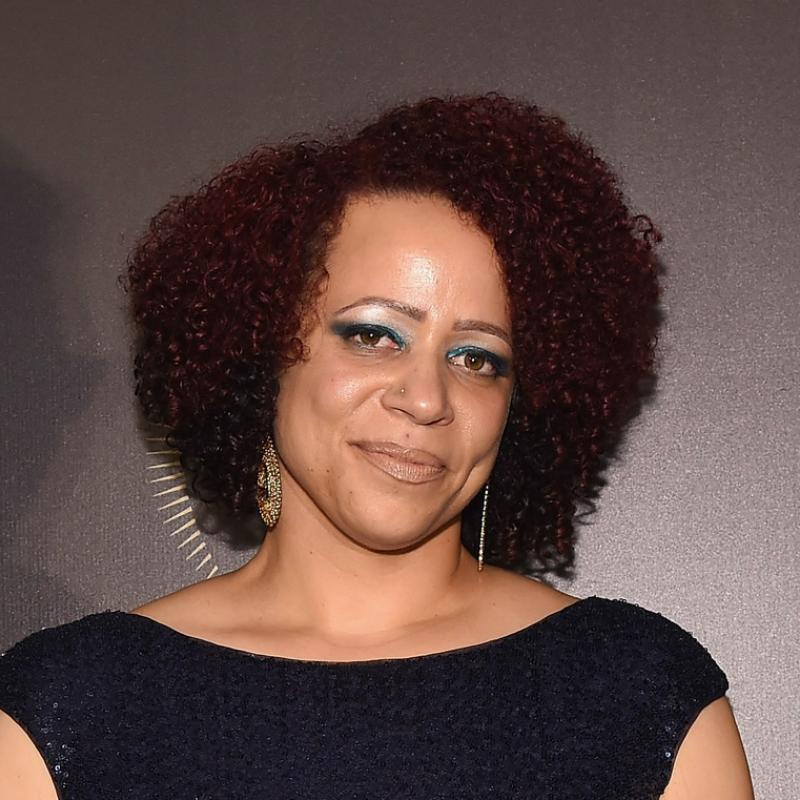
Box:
[0,193,754,798]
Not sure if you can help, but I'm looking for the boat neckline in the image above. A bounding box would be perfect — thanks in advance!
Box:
[113,595,599,668]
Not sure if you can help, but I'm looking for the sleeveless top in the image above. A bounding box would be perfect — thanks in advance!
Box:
[0,595,729,800]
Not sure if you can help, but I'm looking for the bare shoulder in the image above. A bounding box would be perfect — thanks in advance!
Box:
[131,571,238,634]
[478,566,582,628]
[660,696,754,799]
[0,710,58,800]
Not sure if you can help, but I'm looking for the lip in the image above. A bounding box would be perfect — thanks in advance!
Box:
[350,441,446,485]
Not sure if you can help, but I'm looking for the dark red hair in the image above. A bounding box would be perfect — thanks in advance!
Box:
[124,93,661,577]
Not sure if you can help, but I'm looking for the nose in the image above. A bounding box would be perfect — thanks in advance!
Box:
[382,354,455,426]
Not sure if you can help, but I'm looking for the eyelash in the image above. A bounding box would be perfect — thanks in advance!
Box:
[331,322,509,379]
[448,346,509,378]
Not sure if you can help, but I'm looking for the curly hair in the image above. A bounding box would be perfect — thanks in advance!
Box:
[124,92,661,578]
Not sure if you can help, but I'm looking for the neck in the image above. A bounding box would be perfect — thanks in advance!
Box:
[233,472,488,645]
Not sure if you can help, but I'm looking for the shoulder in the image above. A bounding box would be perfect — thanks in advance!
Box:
[584,595,728,693]
[556,595,730,708]
[539,594,732,797]
[476,568,582,624]
[1,611,124,682]
[0,612,138,799]
[0,611,158,735]
[1,612,134,707]
[0,610,209,798]
[580,599,752,798]
[129,572,240,636]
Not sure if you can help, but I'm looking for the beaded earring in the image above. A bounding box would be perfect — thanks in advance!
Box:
[256,435,282,528]
[477,482,489,571]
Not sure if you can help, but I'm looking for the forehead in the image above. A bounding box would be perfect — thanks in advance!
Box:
[322,193,509,320]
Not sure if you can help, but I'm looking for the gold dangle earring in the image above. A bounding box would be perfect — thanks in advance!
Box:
[477,482,490,571]
[256,435,282,528]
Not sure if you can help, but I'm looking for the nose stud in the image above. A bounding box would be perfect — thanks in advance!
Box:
[399,387,406,394]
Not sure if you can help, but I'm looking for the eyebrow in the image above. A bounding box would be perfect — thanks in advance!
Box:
[335,296,425,321]
[452,319,511,345]
[333,296,511,346]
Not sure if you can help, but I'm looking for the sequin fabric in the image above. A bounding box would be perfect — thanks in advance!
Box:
[0,595,728,799]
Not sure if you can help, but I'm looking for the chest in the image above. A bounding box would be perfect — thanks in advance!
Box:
[56,659,658,800]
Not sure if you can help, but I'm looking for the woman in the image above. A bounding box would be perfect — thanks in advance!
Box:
[0,93,753,798]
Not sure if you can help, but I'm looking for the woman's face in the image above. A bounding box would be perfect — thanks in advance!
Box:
[274,192,514,550]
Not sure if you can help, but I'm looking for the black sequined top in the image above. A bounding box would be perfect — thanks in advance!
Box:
[0,595,728,800]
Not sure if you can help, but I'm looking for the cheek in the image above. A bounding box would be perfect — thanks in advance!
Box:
[313,358,380,428]
[453,389,511,460]
[275,358,375,446]
[322,369,370,409]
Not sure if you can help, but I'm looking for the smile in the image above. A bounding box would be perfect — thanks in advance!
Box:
[350,441,447,485]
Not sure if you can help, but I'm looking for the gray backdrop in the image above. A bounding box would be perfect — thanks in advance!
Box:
[1,2,797,797]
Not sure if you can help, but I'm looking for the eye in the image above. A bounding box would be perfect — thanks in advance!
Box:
[448,347,509,378]
[356,329,389,347]
[331,322,404,351]
[463,352,487,372]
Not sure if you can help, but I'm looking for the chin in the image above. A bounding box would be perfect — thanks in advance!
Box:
[338,506,447,552]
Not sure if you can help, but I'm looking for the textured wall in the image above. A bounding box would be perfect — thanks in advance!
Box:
[1,2,797,796]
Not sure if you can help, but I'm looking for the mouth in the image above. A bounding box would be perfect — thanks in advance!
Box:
[350,441,447,485]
